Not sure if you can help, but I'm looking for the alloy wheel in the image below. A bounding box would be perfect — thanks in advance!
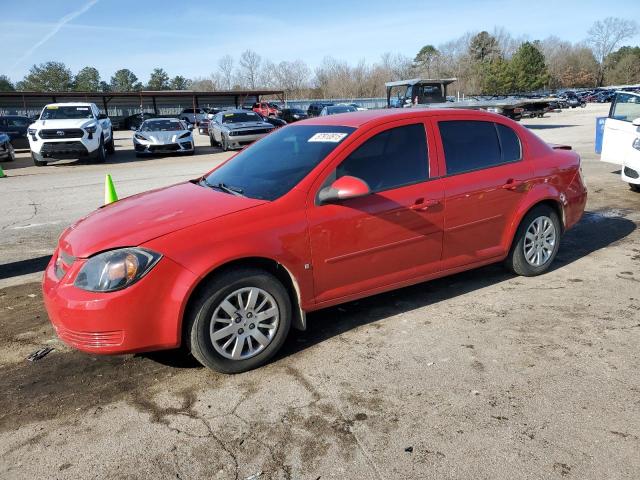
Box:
[209,287,279,360]
[523,215,556,267]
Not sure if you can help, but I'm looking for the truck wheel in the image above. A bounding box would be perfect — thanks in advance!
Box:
[105,132,115,154]
[185,267,292,374]
[505,205,561,277]
[32,152,47,167]
[94,136,106,163]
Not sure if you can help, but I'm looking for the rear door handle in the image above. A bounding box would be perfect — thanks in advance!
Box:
[410,198,441,211]
[501,179,524,190]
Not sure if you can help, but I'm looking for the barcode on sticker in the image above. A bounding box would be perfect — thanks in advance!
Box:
[308,133,348,143]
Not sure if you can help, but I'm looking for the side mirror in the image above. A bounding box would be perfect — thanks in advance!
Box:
[97,113,108,120]
[187,124,194,130]
[130,126,137,131]
[318,176,371,204]
[632,118,640,127]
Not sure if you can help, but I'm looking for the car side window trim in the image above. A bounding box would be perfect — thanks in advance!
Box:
[437,120,523,177]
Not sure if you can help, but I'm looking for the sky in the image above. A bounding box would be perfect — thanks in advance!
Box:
[1,0,640,83]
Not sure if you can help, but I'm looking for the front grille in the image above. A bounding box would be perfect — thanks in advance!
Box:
[624,166,639,179]
[41,141,88,156]
[229,128,272,136]
[149,143,180,152]
[39,128,84,139]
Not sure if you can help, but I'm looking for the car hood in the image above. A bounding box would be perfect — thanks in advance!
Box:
[137,130,190,144]
[59,181,267,258]
[32,119,95,129]
[224,121,272,131]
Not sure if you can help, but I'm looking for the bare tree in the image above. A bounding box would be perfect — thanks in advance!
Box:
[217,55,234,90]
[587,17,639,85]
[238,50,262,89]
[272,60,310,96]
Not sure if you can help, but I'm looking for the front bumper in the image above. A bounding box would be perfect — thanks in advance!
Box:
[133,139,194,154]
[225,131,271,149]
[43,250,197,354]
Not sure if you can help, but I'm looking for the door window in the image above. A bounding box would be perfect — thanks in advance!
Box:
[439,120,521,175]
[335,123,429,192]
[609,93,640,122]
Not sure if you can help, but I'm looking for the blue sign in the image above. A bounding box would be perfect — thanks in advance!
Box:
[595,116,607,154]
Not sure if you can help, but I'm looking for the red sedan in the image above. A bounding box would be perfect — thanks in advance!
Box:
[43,109,587,373]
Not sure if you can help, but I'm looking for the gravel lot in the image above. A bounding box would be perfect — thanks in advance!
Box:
[1,104,639,479]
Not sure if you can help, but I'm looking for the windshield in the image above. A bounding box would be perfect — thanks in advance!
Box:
[222,112,262,123]
[141,119,184,131]
[326,106,356,114]
[203,125,355,201]
[40,106,94,120]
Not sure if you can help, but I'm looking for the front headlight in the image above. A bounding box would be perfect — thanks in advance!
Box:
[633,138,640,151]
[134,133,148,141]
[84,123,97,134]
[74,248,162,292]
[179,132,191,139]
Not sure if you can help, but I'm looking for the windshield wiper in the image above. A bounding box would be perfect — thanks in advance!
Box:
[201,178,245,196]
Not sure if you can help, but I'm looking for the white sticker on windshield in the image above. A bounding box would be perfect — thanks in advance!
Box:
[308,132,348,143]
[76,107,89,110]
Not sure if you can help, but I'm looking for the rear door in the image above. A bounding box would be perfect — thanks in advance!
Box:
[306,120,444,304]
[601,92,640,167]
[434,116,532,269]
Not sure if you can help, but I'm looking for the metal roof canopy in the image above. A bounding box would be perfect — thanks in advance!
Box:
[0,89,285,119]
[385,78,458,88]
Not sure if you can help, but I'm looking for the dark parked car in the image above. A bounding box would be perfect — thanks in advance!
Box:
[0,115,31,149]
[122,113,160,131]
[0,132,15,161]
[307,102,334,117]
[280,108,309,123]
[257,113,287,128]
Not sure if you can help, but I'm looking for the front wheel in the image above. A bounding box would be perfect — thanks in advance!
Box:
[32,152,47,167]
[105,132,115,154]
[209,134,216,147]
[505,205,561,276]
[630,183,640,193]
[221,134,229,151]
[186,268,292,373]
[94,136,106,163]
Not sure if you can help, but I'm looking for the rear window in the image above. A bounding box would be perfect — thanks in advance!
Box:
[439,120,521,175]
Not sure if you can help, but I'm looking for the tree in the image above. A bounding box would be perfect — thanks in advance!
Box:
[146,68,170,90]
[479,58,514,95]
[110,69,141,91]
[468,31,501,62]
[74,66,101,92]
[0,75,15,92]
[510,41,549,92]
[587,17,639,86]
[272,60,310,96]
[99,81,111,92]
[169,75,191,90]
[17,61,72,91]
[605,46,640,85]
[238,50,261,89]
[414,45,439,77]
[218,55,234,90]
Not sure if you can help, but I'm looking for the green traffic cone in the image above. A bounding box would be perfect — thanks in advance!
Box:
[104,174,118,204]
[0,164,6,179]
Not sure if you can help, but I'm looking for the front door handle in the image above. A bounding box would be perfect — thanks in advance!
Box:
[410,198,441,211]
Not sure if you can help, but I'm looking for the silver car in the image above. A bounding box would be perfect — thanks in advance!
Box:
[208,110,275,151]
[132,118,195,157]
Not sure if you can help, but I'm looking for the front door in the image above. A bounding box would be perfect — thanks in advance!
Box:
[306,120,444,304]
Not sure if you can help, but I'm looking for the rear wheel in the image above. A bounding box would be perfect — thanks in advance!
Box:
[630,183,640,193]
[505,205,561,276]
[186,268,292,374]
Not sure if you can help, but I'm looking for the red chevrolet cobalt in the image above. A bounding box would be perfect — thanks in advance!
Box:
[43,109,587,373]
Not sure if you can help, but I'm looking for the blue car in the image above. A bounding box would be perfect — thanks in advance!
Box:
[0,115,31,149]
[0,132,15,161]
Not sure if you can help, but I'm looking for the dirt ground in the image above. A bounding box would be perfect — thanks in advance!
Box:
[1,104,639,479]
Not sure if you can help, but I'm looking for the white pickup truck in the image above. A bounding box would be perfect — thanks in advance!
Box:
[27,102,115,166]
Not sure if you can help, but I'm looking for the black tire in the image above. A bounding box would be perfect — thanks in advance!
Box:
[32,152,47,167]
[630,183,640,193]
[209,134,215,147]
[504,204,561,277]
[186,268,292,374]
[105,132,115,154]
[94,136,106,163]
[6,144,15,161]
[221,133,229,152]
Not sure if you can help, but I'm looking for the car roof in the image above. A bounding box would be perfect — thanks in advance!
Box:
[44,102,93,107]
[300,108,500,128]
